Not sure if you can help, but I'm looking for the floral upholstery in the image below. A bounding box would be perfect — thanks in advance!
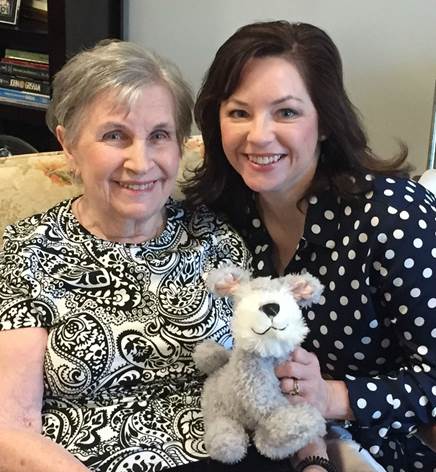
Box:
[0,135,204,244]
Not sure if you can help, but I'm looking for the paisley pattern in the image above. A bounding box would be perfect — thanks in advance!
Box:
[0,198,250,472]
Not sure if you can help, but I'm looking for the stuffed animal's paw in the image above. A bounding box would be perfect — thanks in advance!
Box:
[205,417,249,464]
[192,339,230,375]
[254,404,326,459]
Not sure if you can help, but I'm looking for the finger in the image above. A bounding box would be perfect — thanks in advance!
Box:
[280,377,295,394]
[292,346,318,366]
[275,360,293,378]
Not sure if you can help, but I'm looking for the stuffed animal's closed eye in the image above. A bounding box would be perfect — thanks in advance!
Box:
[193,265,326,464]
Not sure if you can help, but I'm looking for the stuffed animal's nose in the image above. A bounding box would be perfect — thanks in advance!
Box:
[260,303,280,318]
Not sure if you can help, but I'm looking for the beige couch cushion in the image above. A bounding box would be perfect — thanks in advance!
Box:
[0,135,204,243]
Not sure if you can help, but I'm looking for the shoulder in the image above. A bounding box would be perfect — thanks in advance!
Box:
[3,199,73,249]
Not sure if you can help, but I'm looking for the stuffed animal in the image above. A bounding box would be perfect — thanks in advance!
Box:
[193,265,326,464]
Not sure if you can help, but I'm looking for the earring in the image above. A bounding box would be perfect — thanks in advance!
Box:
[319,134,327,142]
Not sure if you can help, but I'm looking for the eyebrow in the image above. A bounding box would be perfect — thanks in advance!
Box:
[225,94,304,106]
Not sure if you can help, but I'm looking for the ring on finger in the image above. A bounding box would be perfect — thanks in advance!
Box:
[290,377,300,396]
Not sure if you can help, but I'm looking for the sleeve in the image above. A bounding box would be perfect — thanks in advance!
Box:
[345,186,436,437]
[0,226,54,331]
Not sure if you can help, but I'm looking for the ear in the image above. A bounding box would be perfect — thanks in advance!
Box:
[206,264,250,297]
[56,125,76,166]
[284,272,324,307]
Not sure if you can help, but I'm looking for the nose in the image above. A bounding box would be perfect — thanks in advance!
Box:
[124,140,154,174]
[247,116,274,146]
[260,303,280,319]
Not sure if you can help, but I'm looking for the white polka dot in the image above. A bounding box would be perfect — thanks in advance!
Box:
[361,336,371,344]
[326,240,335,249]
[307,310,315,320]
[410,288,421,298]
[372,411,382,420]
[385,249,395,259]
[405,410,415,417]
[388,206,398,214]
[359,233,368,243]
[418,219,427,229]
[369,320,378,329]
[318,266,327,277]
[371,217,379,227]
[329,281,335,290]
[252,218,261,228]
[351,280,359,289]
[432,328,436,338]
[404,194,413,202]
[309,195,318,204]
[417,345,428,355]
[384,189,394,196]
[367,382,377,391]
[338,266,345,276]
[399,305,407,314]
[392,421,402,429]
[419,204,427,214]
[342,236,350,246]
[331,251,338,261]
[324,210,334,220]
[378,427,388,437]
[361,294,368,304]
[257,260,264,270]
[320,325,328,335]
[432,248,436,258]
[377,233,387,243]
[344,325,353,335]
[344,206,352,216]
[414,317,425,327]
[334,340,344,350]
[354,352,365,360]
[357,398,367,408]
[404,331,412,340]
[364,202,372,212]
[428,298,436,309]
[404,384,412,393]
[419,396,428,406]
[369,445,380,455]
[348,250,356,260]
[254,245,263,254]
[329,311,337,321]
[413,238,423,248]
[393,229,404,239]
[354,310,362,320]
[404,258,414,268]
[340,296,348,306]
[423,268,432,278]
[311,224,321,234]
[399,210,409,220]
[354,220,360,230]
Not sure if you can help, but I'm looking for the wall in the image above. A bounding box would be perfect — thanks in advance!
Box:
[124,0,436,173]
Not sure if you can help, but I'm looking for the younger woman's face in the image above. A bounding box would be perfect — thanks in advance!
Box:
[219,56,322,202]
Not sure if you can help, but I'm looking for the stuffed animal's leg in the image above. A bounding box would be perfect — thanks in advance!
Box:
[204,416,249,464]
[254,404,326,459]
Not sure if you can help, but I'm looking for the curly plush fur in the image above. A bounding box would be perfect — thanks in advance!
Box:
[193,265,326,464]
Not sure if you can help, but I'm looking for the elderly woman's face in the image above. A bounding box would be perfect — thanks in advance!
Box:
[60,84,180,235]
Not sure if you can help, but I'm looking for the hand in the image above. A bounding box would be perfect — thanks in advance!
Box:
[275,346,330,416]
[291,438,329,472]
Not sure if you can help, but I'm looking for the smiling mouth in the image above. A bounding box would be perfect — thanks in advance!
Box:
[251,325,288,335]
[118,181,157,191]
[247,154,285,165]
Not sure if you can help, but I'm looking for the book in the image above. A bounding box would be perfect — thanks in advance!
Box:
[0,60,49,81]
[0,74,50,95]
[4,49,49,65]
[0,87,49,109]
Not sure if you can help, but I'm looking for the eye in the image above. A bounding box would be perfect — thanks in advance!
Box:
[102,130,125,141]
[150,130,170,142]
[277,108,297,119]
[228,109,249,119]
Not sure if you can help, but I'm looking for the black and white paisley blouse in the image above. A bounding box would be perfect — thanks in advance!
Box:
[236,175,436,472]
[0,198,250,472]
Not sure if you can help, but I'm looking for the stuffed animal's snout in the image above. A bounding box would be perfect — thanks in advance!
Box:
[259,302,280,319]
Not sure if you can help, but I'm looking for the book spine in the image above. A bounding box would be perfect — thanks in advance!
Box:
[0,74,50,95]
[0,87,50,107]
[0,63,49,81]
[4,49,49,65]
[1,57,49,71]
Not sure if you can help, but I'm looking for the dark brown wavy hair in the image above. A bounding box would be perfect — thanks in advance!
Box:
[183,21,410,222]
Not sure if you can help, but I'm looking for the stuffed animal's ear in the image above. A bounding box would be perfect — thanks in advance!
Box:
[206,264,250,297]
[284,272,324,307]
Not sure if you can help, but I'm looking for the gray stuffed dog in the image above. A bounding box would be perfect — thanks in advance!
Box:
[193,265,327,464]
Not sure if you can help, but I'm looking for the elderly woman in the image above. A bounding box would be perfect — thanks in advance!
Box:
[0,40,250,472]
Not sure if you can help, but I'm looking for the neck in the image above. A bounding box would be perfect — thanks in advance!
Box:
[73,197,166,244]
[257,193,307,275]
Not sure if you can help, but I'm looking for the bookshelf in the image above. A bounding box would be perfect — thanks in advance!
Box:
[0,0,123,151]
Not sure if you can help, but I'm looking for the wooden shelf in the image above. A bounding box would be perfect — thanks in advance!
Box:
[0,0,123,151]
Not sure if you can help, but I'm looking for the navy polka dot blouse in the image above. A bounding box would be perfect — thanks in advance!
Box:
[237,175,436,472]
